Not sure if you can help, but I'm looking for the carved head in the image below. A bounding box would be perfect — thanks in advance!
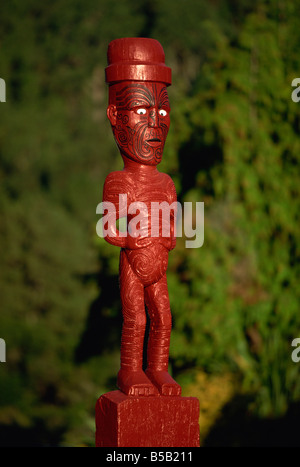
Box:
[105,38,171,166]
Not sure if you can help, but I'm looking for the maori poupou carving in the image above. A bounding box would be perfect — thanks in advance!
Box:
[103,38,181,397]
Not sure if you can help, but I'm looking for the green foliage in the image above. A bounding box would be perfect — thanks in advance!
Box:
[0,0,299,445]
[166,1,300,418]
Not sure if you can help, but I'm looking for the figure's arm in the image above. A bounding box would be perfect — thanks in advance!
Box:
[101,172,128,248]
[167,175,177,251]
[102,172,152,250]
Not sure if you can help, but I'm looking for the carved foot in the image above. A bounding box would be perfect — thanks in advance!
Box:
[145,369,182,396]
[117,369,159,396]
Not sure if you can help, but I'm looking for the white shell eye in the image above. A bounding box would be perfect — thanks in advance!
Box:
[137,108,147,115]
[159,109,167,117]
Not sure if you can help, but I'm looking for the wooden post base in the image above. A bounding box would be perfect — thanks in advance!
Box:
[95,390,200,447]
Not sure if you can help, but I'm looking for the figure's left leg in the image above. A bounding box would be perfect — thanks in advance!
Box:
[144,274,181,396]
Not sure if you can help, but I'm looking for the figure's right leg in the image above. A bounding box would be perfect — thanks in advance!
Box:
[118,249,158,396]
[144,274,181,396]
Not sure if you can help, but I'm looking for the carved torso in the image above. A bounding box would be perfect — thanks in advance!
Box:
[103,166,176,286]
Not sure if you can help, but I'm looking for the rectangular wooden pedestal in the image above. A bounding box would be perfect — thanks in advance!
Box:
[95,390,200,447]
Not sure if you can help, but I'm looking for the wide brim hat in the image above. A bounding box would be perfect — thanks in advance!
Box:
[105,37,171,86]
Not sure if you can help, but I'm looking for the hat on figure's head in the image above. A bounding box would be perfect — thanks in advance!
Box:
[105,37,171,86]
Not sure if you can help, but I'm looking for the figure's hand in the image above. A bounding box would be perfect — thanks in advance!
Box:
[105,234,127,248]
[126,234,152,250]
[170,236,176,251]
[156,236,176,251]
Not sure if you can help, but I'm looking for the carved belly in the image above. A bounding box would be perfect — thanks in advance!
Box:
[126,243,169,286]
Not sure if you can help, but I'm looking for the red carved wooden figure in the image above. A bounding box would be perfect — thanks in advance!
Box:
[95,38,200,447]
[103,38,181,397]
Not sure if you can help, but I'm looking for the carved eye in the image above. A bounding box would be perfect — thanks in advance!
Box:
[136,108,147,115]
[159,109,167,117]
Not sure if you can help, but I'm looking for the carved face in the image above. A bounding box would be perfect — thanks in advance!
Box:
[107,81,170,165]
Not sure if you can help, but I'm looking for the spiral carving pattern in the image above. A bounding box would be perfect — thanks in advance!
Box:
[125,243,168,287]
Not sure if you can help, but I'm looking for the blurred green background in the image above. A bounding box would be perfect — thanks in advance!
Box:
[0,0,299,447]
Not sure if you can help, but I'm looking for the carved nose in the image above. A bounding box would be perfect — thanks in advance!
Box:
[148,108,158,128]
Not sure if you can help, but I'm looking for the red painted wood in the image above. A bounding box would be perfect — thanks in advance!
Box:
[95,391,200,447]
[96,38,200,447]
[106,37,171,85]
[103,38,181,397]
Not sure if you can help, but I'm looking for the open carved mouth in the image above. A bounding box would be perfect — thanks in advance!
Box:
[147,138,161,143]
[146,138,162,148]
